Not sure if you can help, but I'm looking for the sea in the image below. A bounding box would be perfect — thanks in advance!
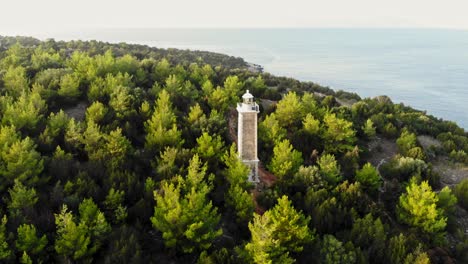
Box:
[37,28,468,129]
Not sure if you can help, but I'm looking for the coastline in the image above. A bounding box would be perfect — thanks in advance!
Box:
[1,33,466,131]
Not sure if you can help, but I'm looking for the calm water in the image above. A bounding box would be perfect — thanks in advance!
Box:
[50,28,468,129]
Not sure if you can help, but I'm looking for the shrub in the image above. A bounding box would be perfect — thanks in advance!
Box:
[454,179,468,210]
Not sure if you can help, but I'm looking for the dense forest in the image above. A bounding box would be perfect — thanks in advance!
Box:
[0,35,467,263]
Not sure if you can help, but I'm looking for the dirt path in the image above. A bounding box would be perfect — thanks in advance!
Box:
[367,136,399,169]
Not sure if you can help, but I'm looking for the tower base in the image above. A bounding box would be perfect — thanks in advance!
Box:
[242,159,259,183]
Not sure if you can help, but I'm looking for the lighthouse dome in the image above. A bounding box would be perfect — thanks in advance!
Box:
[242,90,254,99]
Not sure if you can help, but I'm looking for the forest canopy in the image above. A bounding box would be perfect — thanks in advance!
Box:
[0,35,467,263]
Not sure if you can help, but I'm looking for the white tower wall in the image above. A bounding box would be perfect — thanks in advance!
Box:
[237,90,260,183]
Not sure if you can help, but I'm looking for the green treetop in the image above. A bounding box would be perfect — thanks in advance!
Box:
[454,179,468,210]
[86,101,108,124]
[2,90,47,132]
[246,195,314,264]
[222,144,250,187]
[397,180,447,239]
[54,199,110,262]
[54,205,91,261]
[0,215,11,261]
[58,73,81,101]
[355,163,381,194]
[303,113,321,135]
[145,89,183,152]
[194,132,224,168]
[268,139,303,180]
[222,144,254,224]
[322,112,356,154]
[258,113,287,152]
[16,224,48,256]
[397,129,425,159]
[275,91,304,129]
[104,128,133,170]
[151,155,222,253]
[362,118,376,139]
[0,136,43,190]
[223,75,243,105]
[109,85,133,119]
[317,154,341,186]
[320,234,357,264]
[7,180,38,221]
[3,66,29,97]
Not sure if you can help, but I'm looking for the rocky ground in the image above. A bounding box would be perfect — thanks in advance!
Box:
[432,157,468,238]
[367,136,399,169]
[368,134,468,242]
[64,101,87,121]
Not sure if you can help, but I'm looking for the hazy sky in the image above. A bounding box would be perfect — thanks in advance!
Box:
[2,0,468,35]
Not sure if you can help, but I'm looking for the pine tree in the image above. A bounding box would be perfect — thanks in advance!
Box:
[320,235,357,264]
[268,139,303,180]
[403,246,431,264]
[2,90,47,132]
[207,86,229,113]
[78,198,111,252]
[317,154,341,185]
[109,85,133,119]
[104,188,127,224]
[350,213,387,261]
[222,144,254,224]
[259,114,287,144]
[82,120,105,162]
[222,144,250,187]
[454,179,468,210]
[303,113,320,135]
[246,196,314,263]
[145,89,183,152]
[0,215,11,260]
[362,119,376,139]
[194,132,224,167]
[386,234,408,264]
[3,66,29,97]
[223,75,243,105]
[437,186,458,217]
[54,205,91,261]
[7,180,38,221]
[64,118,84,151]
[55,199,110,261]
[16,224,48,255]
[58,73,81,100]
[86,101,108,124]
[154,58,171,82]
[322,113,356,154]
[187,103,207,138]
[151,155,222,253]
[20,251,33,264]
[397,180,447,236]
[0,136,43,190]
[225,184,254,224]
[355,162,381,193]
[275,91,304,128]
[104,128,132,170]
[396,130,417,156]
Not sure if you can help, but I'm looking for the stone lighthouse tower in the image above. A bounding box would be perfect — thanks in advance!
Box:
[237,90,260,183]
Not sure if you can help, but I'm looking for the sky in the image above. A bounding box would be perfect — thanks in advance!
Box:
[1,0,468,36]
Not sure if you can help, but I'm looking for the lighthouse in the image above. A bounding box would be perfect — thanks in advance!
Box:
[237,90,260,183]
